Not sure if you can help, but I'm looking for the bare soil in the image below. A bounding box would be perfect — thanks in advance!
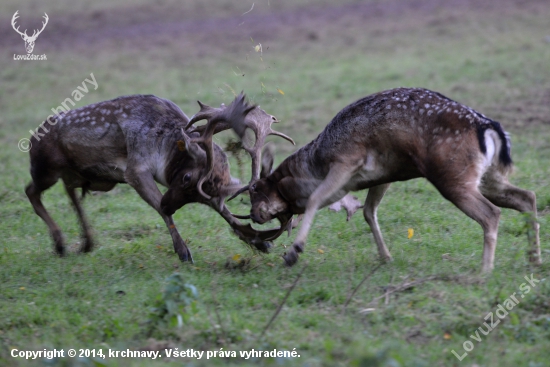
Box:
[2,0,547,53]
[2,0,548,126]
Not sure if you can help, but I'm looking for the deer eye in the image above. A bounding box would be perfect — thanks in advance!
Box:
[183,173,192,183]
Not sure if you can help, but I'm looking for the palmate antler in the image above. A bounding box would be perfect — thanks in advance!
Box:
[186,93,295,200]
[184,93,255,200]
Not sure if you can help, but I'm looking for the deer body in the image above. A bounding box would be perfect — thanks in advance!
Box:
[26,94,281,261]
[249,88,540,272]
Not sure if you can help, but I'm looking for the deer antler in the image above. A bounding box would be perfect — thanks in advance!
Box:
[11,12,48,40]
[11,11,27,38]
[187,93,295,201]
[31,13,49,40]
[238,107,295,183]
[185,93,256,200]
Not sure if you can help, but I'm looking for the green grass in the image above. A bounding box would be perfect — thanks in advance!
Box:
[1,0,550,366]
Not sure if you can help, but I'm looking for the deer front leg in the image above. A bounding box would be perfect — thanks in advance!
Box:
[125,168,193,263]
[283,165,353,266]
[363,183,392,261]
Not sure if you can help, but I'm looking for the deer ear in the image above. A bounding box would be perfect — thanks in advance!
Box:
[260,143,275,178]
[180,128,205,161]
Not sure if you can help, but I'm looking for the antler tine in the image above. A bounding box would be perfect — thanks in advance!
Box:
[227,185,250,202]
[269,130,295,145]
[185,101,220,130]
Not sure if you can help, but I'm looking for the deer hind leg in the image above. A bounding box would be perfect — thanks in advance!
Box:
[363,183,392,261]
[283,164,354,266]
[25,176,66,256]
[63,182,95,253]
[480,170,541,265]
[432,179,501,273]
[124,167,193,263]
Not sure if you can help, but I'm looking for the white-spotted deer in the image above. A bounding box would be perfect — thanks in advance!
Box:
[25,93,293,262]
[239,88,541,272]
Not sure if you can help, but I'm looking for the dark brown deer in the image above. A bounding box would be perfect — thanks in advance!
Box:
[241,88,540,272]
[25,93,291,262]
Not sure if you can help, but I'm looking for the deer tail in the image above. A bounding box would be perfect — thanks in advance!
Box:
[476,118,513,174]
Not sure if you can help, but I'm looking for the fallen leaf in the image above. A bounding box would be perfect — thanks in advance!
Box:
[444,332,452,340]
[266,263,275,267]
[317,249,325,254]
[407,228,414,239]
[232,254,242,261]
[19,287,25,290]
[277,88,285,95]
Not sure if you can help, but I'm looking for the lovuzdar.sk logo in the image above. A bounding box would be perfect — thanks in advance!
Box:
[12,10,48,61]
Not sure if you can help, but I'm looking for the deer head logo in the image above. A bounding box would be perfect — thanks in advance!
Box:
[11,11,49,54]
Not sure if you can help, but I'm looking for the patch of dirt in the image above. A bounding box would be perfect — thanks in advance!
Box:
[1,0,548,56]
[491,89,550,129]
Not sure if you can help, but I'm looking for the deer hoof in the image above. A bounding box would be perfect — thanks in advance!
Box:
[282,248,299,267]
[52,230,66,257]
[381,254,394,263]
[80,238,94,253]
[293,242,304,253]
[528,253,542,265]
[254,241,272,253]
[176,247,194,263]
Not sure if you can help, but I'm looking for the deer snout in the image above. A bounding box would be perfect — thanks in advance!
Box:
[161,202,176,217]
[250,204,271,224]
[250,211,263,224]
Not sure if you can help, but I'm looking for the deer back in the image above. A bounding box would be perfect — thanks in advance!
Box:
[291,88,511,185]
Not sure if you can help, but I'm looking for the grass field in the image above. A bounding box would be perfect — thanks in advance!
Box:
[1,0,550,366]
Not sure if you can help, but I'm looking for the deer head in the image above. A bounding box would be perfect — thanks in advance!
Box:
[12,11,49,54]
[159,128,288,252]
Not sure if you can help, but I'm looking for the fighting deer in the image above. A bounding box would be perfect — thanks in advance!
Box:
[239,87,540,272]
[11,11,48,54]
[25,93,293,262]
